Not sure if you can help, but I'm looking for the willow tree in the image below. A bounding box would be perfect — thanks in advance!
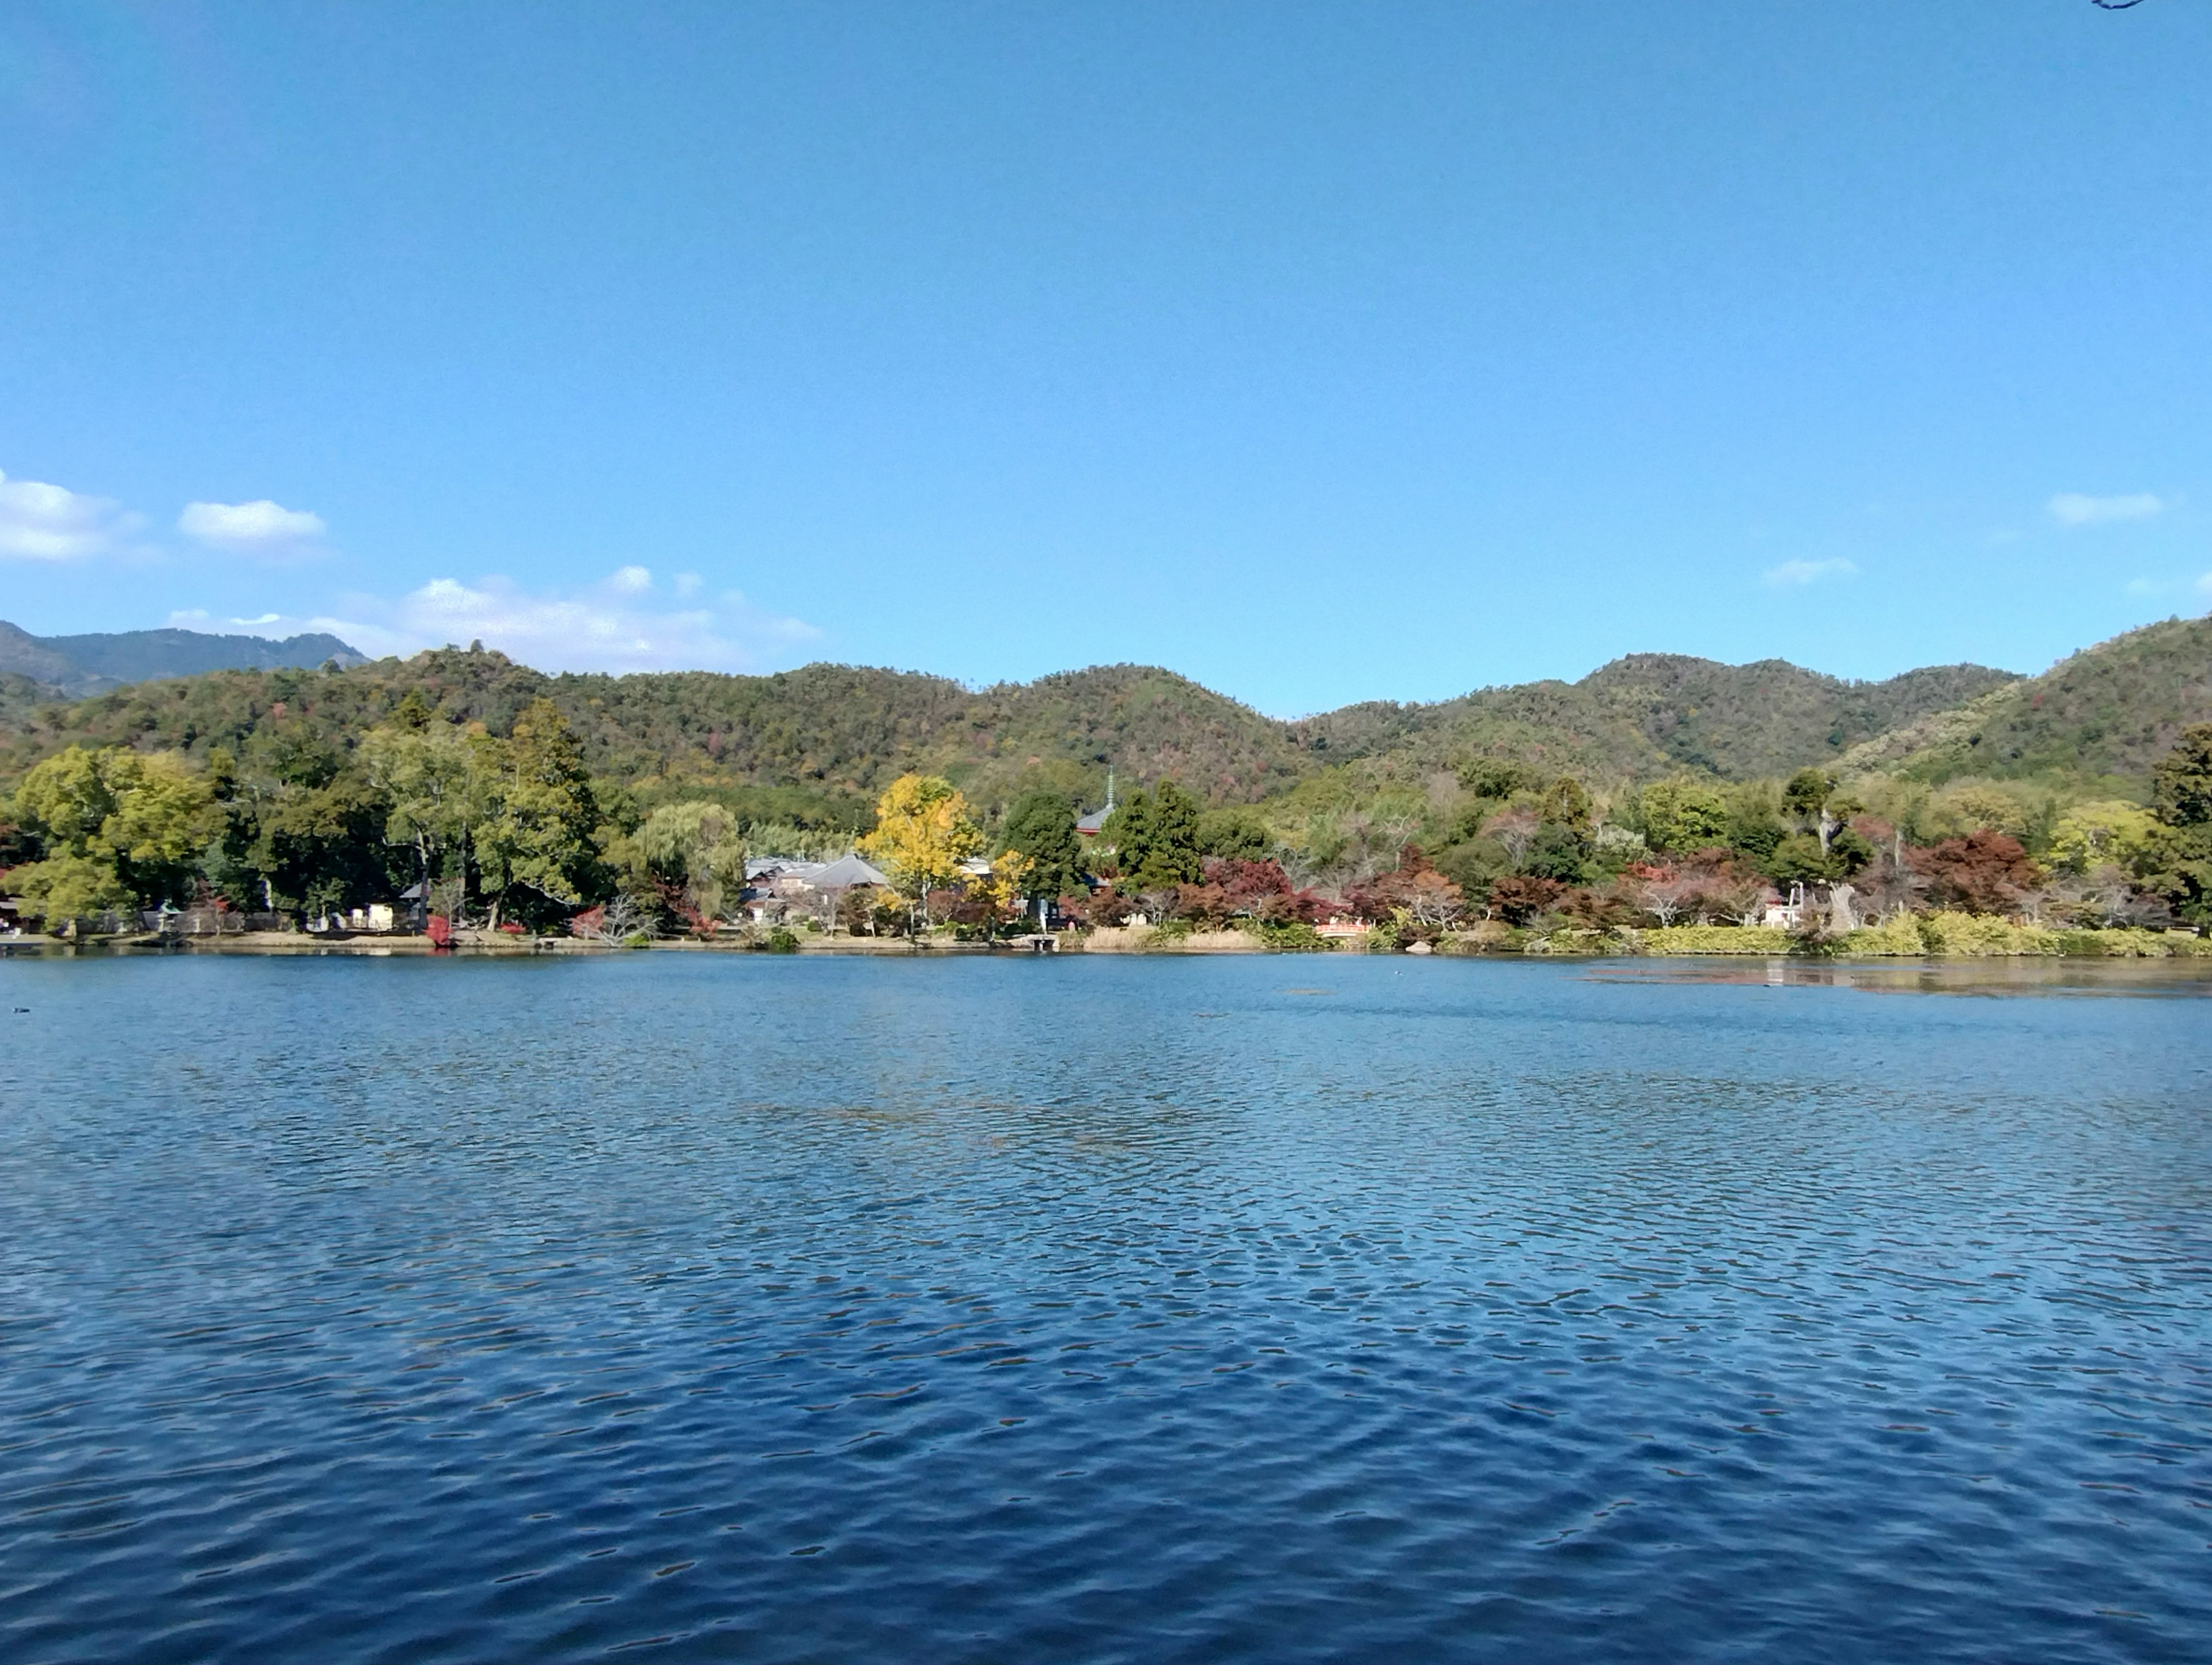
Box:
[631,799,748,927]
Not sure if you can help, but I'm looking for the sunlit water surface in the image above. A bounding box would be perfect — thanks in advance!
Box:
[2,953,2207,1663]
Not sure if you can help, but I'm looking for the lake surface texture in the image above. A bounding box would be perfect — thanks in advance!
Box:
[2,954,2207,1663]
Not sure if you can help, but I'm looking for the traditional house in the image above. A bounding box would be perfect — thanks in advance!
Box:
[741,853,889,924]
[806,853,891,893]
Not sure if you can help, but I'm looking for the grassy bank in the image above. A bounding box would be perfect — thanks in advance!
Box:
[1478,914,2212,958]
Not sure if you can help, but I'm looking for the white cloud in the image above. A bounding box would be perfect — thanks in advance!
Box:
[179,498,327,551]
[168,567,821,674]
[2118,572,2212,601]
[2048,492,2164,526]
[0,468,141,560]
[1763,556,1858,587]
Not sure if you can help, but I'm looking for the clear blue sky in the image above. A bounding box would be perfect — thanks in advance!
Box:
[2,2,2207,715]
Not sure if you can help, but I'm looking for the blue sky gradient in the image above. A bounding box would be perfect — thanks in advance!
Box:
[2,2,2207,714]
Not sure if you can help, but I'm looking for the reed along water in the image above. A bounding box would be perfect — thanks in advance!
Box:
[2,953,2207,1663]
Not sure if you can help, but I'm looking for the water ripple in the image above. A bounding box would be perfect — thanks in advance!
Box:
[1,954,2207,1663]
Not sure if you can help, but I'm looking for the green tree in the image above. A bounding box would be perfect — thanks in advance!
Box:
[1783,768,1838,820]
[1121,779,1201,892]
[1638,777,1730,855]
[14,746,124,852]
[1539,775,1593,834]
[476,699,600,926]
[9,745,217,919]
[1001,790,1084,899]
[2048,800,2162,874]
[1456,759,1535,799]
[240,776,399,915]
[1724,783,1786,860]
[630,799,747,924]
[1101,788,1151,874]
[1523,823,1594,885]
[1763,833,1834,888]
[1765,826,1875,888]
[2146,725,2212,927]
[1195,807,1271,861]
[208,726,396,915]
[2153,724,2212,828]
[359,715,497,912]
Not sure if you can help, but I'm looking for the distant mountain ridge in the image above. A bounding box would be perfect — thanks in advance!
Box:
[0,614,2203,813]
[0,619,365,699]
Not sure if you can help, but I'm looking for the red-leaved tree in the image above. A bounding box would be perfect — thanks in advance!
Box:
[1911,830,2041,915]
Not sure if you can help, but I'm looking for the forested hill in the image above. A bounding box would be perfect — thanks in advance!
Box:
[1294,656,2018,782]
[0,616,2202,817]
[0,619,365,698]
[0,652,1310,823]
[1836,613,2212,792]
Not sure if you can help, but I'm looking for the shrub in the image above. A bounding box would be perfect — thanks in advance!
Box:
[1642,925,1796,955]
[763,926,801,953]
[1524,926,1612,955]
[1252,919,1326,952]
[1839,915,1929,956]
[1917,911,2056,956]
[2050,926,2212,958]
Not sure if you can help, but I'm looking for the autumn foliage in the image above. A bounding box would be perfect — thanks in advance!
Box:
[1911,831,2041,916]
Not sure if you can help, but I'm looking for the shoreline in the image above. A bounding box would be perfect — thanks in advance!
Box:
[3,928,2208,965]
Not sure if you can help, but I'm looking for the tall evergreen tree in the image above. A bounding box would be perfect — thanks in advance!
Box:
[2149,724,2212,927]
[1101,788,1151,879]
[478,699,600,926]
[1001,790,1082,898]
[1130,779,1201,892]
[2153,725,2212,829]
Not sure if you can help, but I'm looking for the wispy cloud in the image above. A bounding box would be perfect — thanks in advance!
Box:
[1763,556,1858,587]
[170,567,822,674]
[179,499,327,552]
[2049,492,2164,526]
[0,468,142,560]
[2120,571,2212,601]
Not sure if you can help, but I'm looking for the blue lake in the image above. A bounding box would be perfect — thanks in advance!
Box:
[2,953,2207,1663]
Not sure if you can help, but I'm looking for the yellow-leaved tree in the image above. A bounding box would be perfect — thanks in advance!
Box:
[975,848,1034,932]
[858,773,982,928]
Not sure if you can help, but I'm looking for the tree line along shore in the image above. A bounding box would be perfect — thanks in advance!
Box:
[2,657,2207,957]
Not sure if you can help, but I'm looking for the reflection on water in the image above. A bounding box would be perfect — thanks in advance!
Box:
[1591,953,2212,996]
[1,954,2207,1664]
